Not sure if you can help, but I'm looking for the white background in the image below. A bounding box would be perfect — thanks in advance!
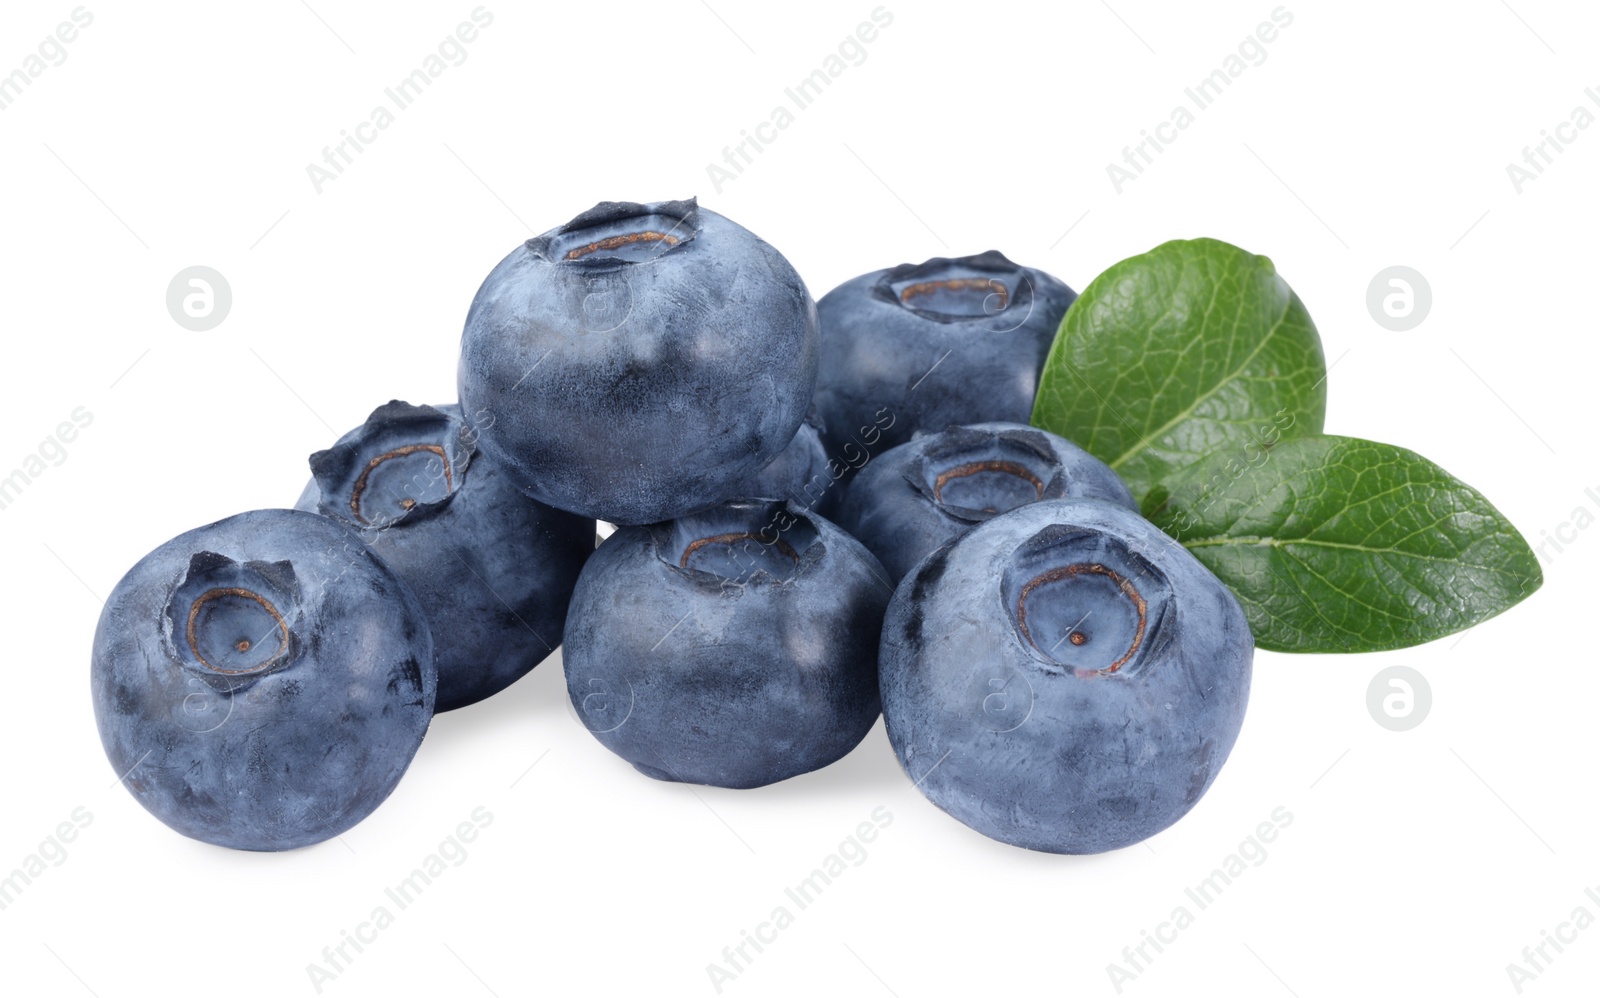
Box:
[1,1,1595,995]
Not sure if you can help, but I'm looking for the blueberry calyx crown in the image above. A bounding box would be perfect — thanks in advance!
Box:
[1000,522,1175,677]
[873,250,1036,328]
[165,551,302,678]
[1015,562,1147,672]
[653,500,821,588]
[528,197,701,268]
[308,401,473,530]
[907,425,1070,523]
[679,532,801,571]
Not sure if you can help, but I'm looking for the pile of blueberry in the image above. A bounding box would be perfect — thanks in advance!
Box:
[91,197,1250,855]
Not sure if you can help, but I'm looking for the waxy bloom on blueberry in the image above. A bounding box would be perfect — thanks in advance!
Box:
[564,500,891,789]
[879,499,1252,854]
[812,251,1076,464]
[836,421,1136,583]
[296,401,592,711]
[458,197,818,525]
[90,509,436,851]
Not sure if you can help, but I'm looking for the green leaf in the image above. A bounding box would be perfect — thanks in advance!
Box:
[1143,435,1543,653]
[1031,238,1327,504]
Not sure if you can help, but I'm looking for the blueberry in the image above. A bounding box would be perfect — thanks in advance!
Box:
[563,500,892,788]
[836,421,1136,583]
[295,401,593,711]
[90,509,436,851]
[879,499,1252,853]
[728,419,845,520]
[812,251,1076,462]
[458,197,818,525]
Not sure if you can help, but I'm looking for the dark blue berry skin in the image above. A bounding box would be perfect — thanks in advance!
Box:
[295,401,593,711]
[457,197,818,525]
[879,499,1252,854]
[836,422,1136,583]
[90,509,436,852]
[730,420,845,521]
[563,500,892,789]
[812,251,1076,464]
